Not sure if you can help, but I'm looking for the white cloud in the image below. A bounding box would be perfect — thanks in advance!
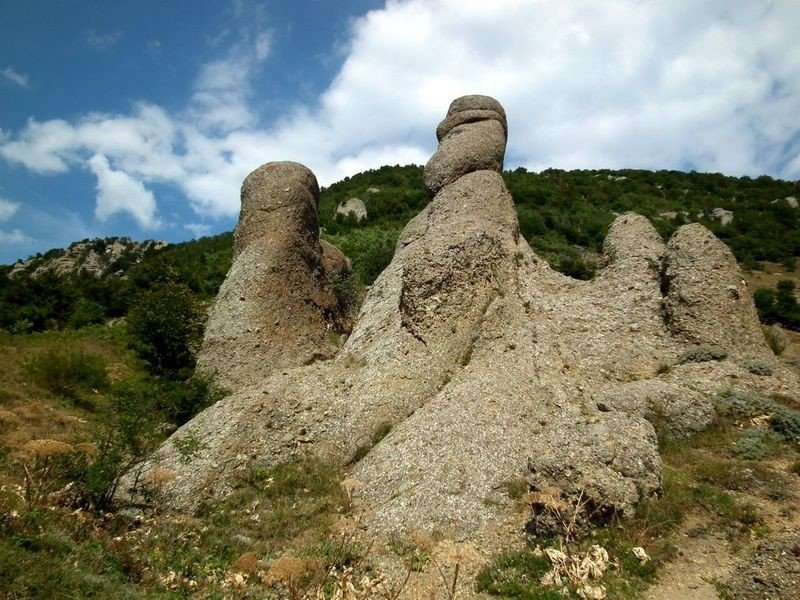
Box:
[1,0,799,234]
[0,119,78,173]
[1,67,29,88]
[85,30,123,50]
[88,154,160,229]
[0,229,32,244]
[0,198,20,221]
[185,223,212,238]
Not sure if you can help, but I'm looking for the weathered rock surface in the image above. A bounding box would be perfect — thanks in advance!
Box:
[424,94,507,196]
[710,207,734,225]
[195,162,351,392]
[129,96,797,555]
[593,380,715,440]
[662,223,769,358]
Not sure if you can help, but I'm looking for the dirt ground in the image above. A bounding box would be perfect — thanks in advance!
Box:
[645,455,800,599]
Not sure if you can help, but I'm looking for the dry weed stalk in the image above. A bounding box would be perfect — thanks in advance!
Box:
[21,438,75,507]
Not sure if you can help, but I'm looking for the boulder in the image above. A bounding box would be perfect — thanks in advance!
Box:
[424,94,507,197]
[335,197,367,222]
[593,380,715,440]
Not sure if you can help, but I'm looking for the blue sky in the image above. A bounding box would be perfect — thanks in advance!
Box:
[1,0,799,264]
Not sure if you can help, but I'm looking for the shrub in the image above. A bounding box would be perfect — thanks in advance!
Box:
[68,298,107,329]
[26,349,109,403]
[675,345,728,365]
[739,359,774,376]
[731,428,781,460]
[762,325,787,355]
[126,280,204,377]
[65,380,163,509]
[154,375,225,426]
[714,390,800,443]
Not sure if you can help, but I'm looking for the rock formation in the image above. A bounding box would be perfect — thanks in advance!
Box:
[128,96,797,555]
[195,162,352,392]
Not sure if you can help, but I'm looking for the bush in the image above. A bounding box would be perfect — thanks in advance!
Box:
[68,298,107,329]
[126,280,204,377]
[739,359,774,376]
[714,390,800,443]
[65,380,163,509]
[26,349,109,403]
[675,346,728,365]
[154,375,225,426]
[762,325,787,355]
[325,228,400,285]
[731,428,781,459]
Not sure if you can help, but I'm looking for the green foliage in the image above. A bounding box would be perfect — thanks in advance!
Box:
[153,375,225,426]
[25,348,109,404]
[125,280,204,377]
[754,280,800,331]
[762,325,787,355]
[173,433,208,465]
[83,381,163,508]
[324,227,400,285]
[68,298,108,329]
[475,549,560,598]
[675,345,728,365]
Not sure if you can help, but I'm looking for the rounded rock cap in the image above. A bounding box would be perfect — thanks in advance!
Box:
[436,95,508,141]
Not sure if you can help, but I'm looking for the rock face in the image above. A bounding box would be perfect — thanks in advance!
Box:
[662,223,769,358]
[710,207,734,225]
[195,162,352,392]
[130,96,797,550]
[424,94,507,196]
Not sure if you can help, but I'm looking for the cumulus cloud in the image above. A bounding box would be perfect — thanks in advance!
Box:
[1,67,29,88]
[0,198,20,221]
[88,154,160,229]
[1,0,798,233]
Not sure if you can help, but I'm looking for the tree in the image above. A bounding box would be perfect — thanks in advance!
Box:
[126,280,205,377]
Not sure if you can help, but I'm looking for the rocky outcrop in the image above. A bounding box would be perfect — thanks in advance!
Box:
[129,96,797,553]
[710,207,734,225]
[195,162,352,392]
[662,223,768,358]
[9,237,166,279]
